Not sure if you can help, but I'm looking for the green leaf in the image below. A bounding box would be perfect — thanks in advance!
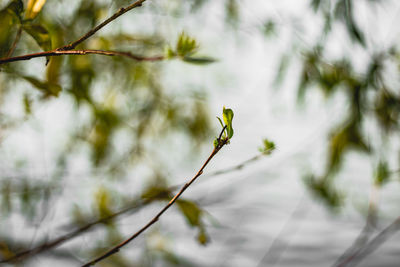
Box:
[197,228,209,245]
[182,56,216,65]
[177,199,202,227]
[374,161,390,187]
[7,0,24,20]
[0,1,22,56]
[259,138,275,155]
[216,116,224,128]
[20,75,61,97]
[222,106,234,138]
[176,32,198,57]
[22,23,52,51]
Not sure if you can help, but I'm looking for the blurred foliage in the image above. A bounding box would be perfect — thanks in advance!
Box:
[0,0,219,265]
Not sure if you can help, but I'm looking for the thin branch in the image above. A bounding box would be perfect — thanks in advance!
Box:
[0,49,164,64]
[333,184,379,267]
[336,216,400,267]
[0,0,149,65]
[82,128,229,267]
[59,0,148,51]
[1,140,269,265]
[0,198,151,264]
[6,26,23,58]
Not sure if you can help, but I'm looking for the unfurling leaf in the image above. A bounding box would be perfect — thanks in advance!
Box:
[259,139,275,155]
[25,0,47,20]
[222,106,234,138]
[176,32,198,57]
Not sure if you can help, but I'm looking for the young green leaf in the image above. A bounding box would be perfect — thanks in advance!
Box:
[176,32,198,57]
[259,138,275,154]
[222,107,234,139]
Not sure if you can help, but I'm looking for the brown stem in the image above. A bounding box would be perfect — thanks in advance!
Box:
[0,0,149,65]
[335,216,400,267]
[0,198,151,264]
[82,129,229,267]
[0,49,164,64]
[6,26,22,58]
[59,0,148,51]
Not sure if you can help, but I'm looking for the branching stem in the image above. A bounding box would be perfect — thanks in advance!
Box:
[82,127,229,267]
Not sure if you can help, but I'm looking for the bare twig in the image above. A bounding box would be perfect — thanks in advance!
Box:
[0,49,163,64]
[333,185,380,267]
[0,198,151,264]
[336,216,400,267]
[59,0,147,51]
[6,26,22,58]
[1,143,269,265]
[0,0,149,65]
[82,127,229,267]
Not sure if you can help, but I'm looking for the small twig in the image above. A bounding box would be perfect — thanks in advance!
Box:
[82,128,229,267]
[336,216,400,267]
[0,49,164,64]
[59,0,147,51]
[2,136,272,265]
[6,26,22,58]
[0,198,151,264]
[0,0,149,65]
[333,184,380,267]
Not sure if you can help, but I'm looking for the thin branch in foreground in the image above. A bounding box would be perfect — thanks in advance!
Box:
[333,184,379,267]
[6,26,23,58]
[82,128,229,267]
[0,198,151,264]
[59,0,147,51]
[0,49,164,64]
[1,143,267,265]
[335,216,400,267]
[0,0,149,65]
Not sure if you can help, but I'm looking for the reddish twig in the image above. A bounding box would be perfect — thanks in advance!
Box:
[1,142,271,265]
[6,26,23,58]
[59,0,147,51]
[82,127,229,267]
[0,49,163,64]
[0,0,149,65]
[334,216,400,267]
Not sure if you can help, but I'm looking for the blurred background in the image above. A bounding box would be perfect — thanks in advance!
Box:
[1,0,400,266]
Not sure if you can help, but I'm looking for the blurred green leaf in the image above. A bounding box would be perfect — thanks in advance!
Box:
[177,199,202,227]
[375,161,390,187]
[23,93,32,115]
[0,1,22,57]
[22,23,52,51]
[197,228,209,245]
[6,0,24,20]
[25,0,47,20]
[182,56,216,65]
[304,175,343,210]
[20,75,61,97]
[95,187,113,219]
